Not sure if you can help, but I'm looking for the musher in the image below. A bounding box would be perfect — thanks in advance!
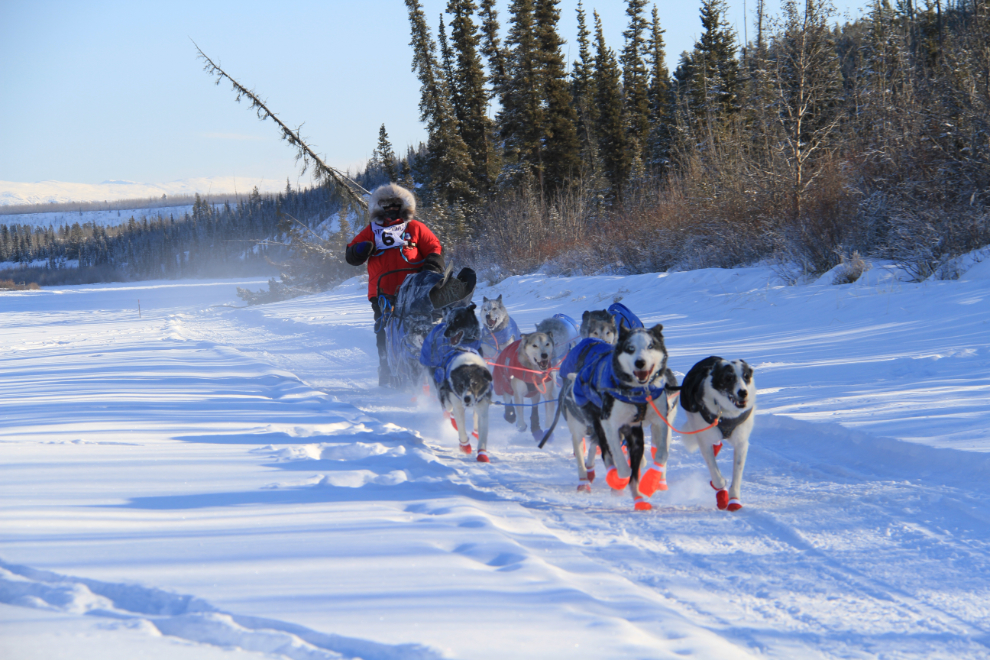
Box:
[345,183,444,387]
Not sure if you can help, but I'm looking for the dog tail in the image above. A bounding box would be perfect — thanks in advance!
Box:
[538,379,571,449]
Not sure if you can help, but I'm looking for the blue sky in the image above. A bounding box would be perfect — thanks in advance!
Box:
[0,0,870,187]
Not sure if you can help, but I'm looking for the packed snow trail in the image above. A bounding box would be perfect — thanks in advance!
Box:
[2,261,989,659]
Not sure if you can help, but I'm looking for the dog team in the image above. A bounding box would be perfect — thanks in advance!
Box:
[419,295,757,513]
[346,184,755,514]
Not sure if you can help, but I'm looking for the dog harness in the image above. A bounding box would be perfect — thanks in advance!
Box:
[419,321,483,387]
[492,339,553,398]
[481,316,521,356]
[697,405,753,439]
[607,302,644,330]
[558,337,607,383]
[571,340,666,409]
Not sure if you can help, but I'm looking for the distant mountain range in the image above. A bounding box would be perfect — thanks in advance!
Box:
[0,177,295,207]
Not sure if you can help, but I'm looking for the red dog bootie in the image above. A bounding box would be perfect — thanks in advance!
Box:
[727,498,742,512]
[576,481,592,493]
[712,441,723,457]
[459,441,472,455]
[633,496,652,511]
[711,481,729,510]
[586,469,596,483]
[639,463,667,497]
[606,467,630,490]
[476,449,490,463]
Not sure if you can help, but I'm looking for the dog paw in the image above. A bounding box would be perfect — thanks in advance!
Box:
[459,442,472,455]
[606,467,630,490]
[476,450,490,463]
[586,469,595,483]
[503,407,516,423]
[639,465,667,497]
[727,498,742,512]
[576,482,591,493]
[710,482,729,510]
[633,496,652,511]
[533,428,551,444]
[712,441,723,457]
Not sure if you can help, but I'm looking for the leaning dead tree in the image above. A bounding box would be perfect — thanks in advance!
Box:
[195,43,368,303]
[195,42,369,213]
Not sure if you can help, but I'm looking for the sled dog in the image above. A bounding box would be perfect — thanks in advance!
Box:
[479,295,520,358]
[679,357,756,511]
[580,310,617,344]
[536,314,582,364]
[549,323,675,509]
[421,305,493,461]
[492,331,556,439]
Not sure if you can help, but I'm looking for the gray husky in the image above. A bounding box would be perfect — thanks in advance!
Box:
[479,295,520,359]
[580,310,617,344]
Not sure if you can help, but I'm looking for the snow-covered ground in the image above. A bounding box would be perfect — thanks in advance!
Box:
[0,177,290,207]
[2,259,990,659]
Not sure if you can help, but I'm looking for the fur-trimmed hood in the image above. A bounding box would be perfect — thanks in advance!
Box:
[369,183,416,224]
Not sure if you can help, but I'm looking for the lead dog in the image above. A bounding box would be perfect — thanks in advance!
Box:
[679,357,756,511]
[546,323,674,510]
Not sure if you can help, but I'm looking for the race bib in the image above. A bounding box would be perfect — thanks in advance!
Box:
[372,221,409,252]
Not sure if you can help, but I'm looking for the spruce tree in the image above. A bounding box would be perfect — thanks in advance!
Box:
[405,0,476,207]
[593,11,630,198]
[621,0,651,170]
[446,0,494,195]
[534,0,581,192]
[437,14,456,93]
[376,124,399,182]
[478,0,508,98]
[499,0,545,187]
[571,2,599,164]
[685,0,742,124]
[645,5,673,170]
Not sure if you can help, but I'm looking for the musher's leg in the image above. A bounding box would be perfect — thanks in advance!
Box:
[370,298,391,387]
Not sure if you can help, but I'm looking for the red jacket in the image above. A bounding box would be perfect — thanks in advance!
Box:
[493,340,553,399]
[348,218,442,299]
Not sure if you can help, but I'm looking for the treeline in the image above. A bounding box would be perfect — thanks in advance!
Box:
[389,0,989,281]
[0,185,349,285]
[0,192,257,217]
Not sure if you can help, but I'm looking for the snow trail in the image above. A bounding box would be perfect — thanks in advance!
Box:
[2,263,990,658]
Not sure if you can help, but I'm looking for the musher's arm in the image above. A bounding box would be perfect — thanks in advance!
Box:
[345,225,375,266]
[413,221,444,274]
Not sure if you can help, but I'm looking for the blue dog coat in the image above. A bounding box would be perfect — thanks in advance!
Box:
[608,302,644,330]
[570,339,665,409]
[420,322,483,387]
[480,316,521,357]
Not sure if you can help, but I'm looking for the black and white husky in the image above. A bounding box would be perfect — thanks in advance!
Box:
[424,305,494,462]
[547,323,676,510]
[439,351,493,462]
[679,357,756,511]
